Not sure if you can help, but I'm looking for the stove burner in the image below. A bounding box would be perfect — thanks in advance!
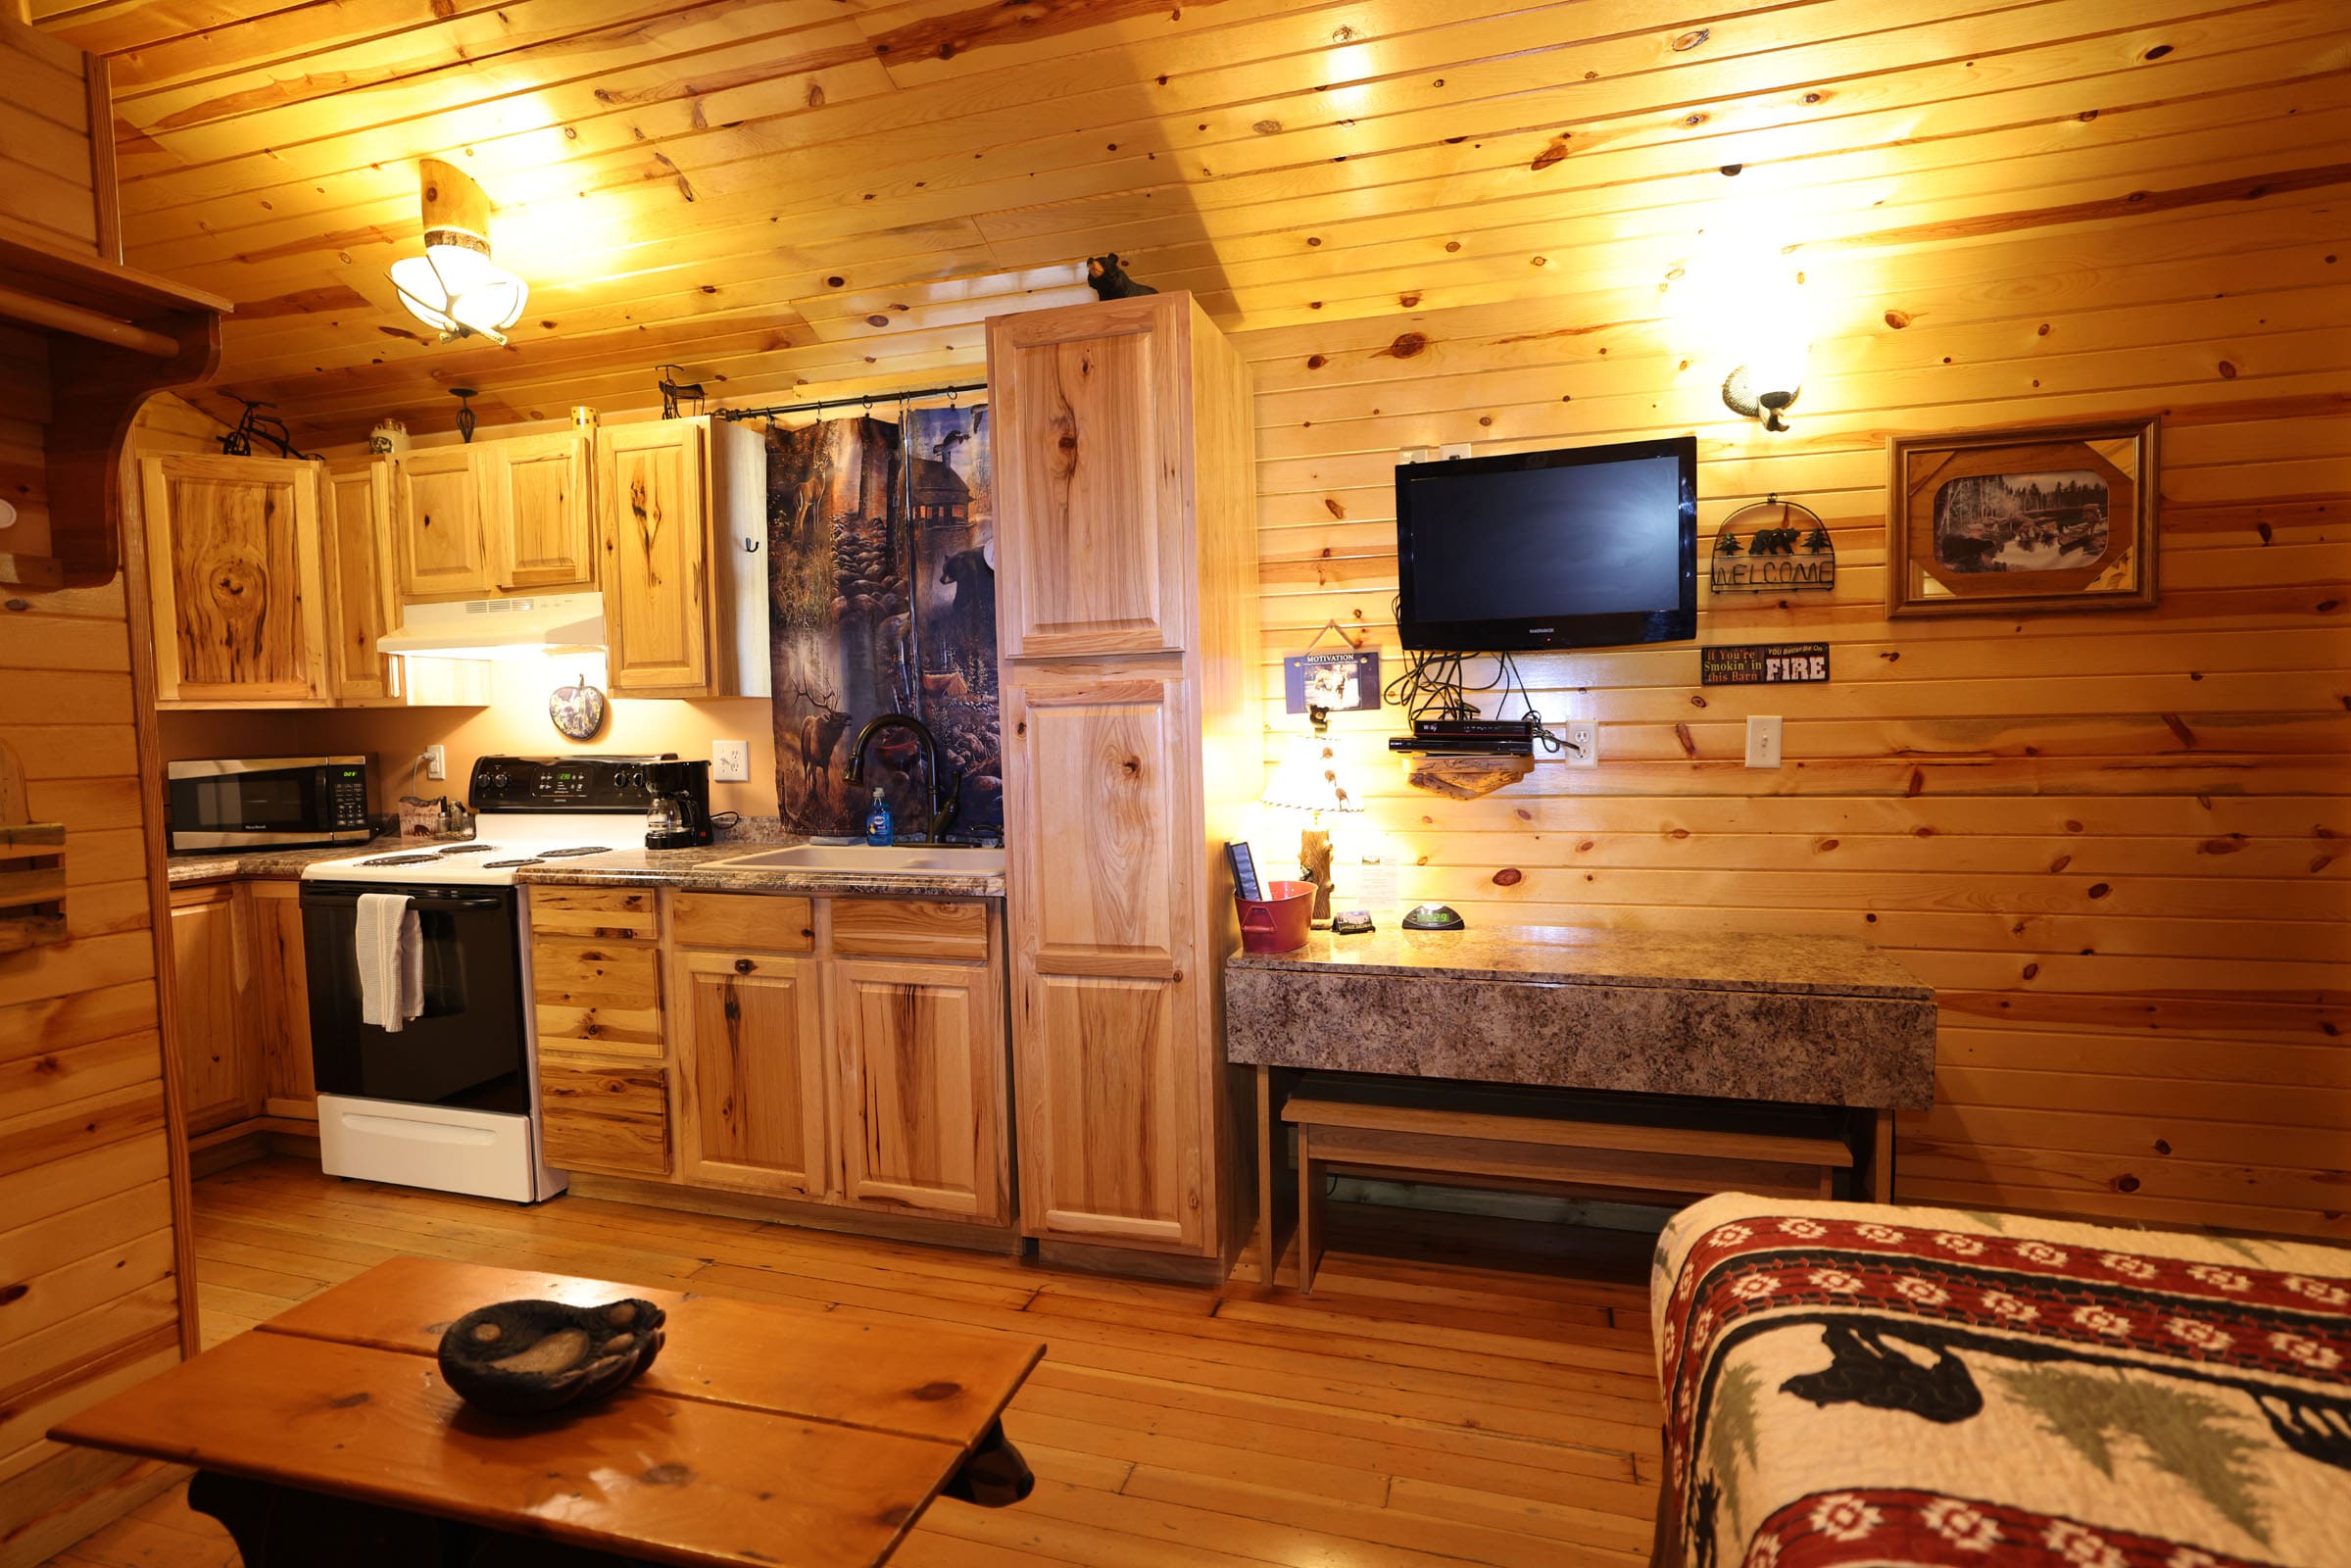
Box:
[535,846,613,858]
[435,844,498,856]
[481,858,546,868]
[359,852,442,867]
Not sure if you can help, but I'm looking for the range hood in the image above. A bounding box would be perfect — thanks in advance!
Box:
[377,592,607,660]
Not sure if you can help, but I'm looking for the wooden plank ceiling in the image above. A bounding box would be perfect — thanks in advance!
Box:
[28,0,2351,444]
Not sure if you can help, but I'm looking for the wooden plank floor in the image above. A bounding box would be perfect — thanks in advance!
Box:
[42,1157,1663,1568]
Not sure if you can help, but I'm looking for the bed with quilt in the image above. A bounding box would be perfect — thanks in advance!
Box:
[1651,1193,2351,1568]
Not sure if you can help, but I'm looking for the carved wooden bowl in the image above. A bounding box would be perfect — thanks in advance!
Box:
[436,1298,667,1416]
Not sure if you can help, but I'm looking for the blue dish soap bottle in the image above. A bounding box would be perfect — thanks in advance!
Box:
[863,787,895,847]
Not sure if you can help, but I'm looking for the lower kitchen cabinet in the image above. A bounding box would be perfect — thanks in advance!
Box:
[169,885,260,1136]
[525,888,1011,1232]
[673,951,828,1199]
[168,881,318,1137]
[527,889,672,1178]
[243,881,316,1120]
[538,1059,672,1177]
[833,957,1006,1223]
[1018,971,1200,1250]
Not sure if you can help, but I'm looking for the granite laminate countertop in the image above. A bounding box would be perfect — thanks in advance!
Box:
[512,843,1005,900]
[1226,922,1936,1109]
[166,838,407,886]
[1229,924,1931,1000]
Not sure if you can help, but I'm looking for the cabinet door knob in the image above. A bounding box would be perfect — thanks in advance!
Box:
[734,957,754,974]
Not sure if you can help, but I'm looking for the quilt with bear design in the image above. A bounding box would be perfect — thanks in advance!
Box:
[1652,1194,2351,1567]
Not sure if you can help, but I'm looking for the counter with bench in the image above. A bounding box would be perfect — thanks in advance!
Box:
[1223,924,1935,1290]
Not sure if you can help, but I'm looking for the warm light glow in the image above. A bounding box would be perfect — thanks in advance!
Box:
[1260,734,1363,818]
[390,237,529,347]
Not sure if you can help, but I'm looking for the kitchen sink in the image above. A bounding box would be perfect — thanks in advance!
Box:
[709,844,1005,876]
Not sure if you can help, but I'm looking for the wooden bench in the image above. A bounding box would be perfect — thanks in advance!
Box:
[1281,1078,1858,1292]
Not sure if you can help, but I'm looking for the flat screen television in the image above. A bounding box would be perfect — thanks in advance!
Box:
[1395,435,1697,651]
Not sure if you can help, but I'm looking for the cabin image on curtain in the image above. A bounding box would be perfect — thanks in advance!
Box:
[765,404,998,839]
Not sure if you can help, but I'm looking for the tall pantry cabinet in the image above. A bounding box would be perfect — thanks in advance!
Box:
[987,293,1260,1269]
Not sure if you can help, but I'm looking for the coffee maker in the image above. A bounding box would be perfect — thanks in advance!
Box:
[643,760,713,849]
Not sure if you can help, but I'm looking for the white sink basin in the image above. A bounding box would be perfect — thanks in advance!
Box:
[710,844,1004,876]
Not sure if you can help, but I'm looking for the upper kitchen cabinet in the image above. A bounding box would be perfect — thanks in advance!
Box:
[988,297,1192,659]
[319,458,399,704]
[388,433,594,602]
[594,416,767,698]
[391,444,494,600]
[480,432,595,591]
[139,453,328,705]
[597,417,708,694]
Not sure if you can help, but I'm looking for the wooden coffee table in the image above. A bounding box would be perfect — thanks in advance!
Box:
[52,1256,1045,1567]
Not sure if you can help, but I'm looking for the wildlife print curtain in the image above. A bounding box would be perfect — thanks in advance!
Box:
[766,404,998,838]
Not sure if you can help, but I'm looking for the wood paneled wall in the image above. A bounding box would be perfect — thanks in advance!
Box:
[1233,191,2349,1242]
[0,358,186,1566]
[0,12,110,261]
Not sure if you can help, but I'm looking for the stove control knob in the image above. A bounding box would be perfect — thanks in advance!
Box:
[488,769,510,791]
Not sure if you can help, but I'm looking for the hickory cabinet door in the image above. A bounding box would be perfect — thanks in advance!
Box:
[320,459,399,704]
[832,957,1006,1223]
[597,419,710,694]
[483,432,595,590]
[391,445,493,600]
[988,295,1192,659]
[141,454,328,704]
[1002,668,1203,1250]
[673,951,828,1199]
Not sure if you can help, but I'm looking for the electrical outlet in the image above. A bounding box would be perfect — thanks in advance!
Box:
[1745,715,1784,769]
[1398,445,1436,465]
[423,744,446,781]
[1438,442,1474,461]
[712,739,751,782]
[1564,720,1598,766]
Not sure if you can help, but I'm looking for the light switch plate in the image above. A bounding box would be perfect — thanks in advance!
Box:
[1438,442,1474,461]
[712,739,751,782]
[423,744,446,781]
[1564,720,1598,766]
[1399,445,1436,465]
[1745,715,1784,769]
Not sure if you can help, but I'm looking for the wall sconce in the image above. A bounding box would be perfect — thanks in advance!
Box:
[389,159,529,347]
[1721,340,1807,432]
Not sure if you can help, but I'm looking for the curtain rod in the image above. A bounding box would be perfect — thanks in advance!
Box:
[716,380,990,422]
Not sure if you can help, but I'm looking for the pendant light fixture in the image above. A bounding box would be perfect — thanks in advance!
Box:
[388,159,528,347]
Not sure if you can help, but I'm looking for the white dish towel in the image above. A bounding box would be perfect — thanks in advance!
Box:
[355,893,424,1032]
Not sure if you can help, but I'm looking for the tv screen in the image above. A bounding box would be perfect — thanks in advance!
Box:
[1395,436,1697,651]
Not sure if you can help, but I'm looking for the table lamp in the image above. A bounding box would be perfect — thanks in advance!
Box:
[1259,707,1362,926]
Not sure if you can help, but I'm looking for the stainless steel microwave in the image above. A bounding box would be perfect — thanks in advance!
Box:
[164,756,373,854]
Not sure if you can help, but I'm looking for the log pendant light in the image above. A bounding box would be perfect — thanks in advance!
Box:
[389,159,528,346]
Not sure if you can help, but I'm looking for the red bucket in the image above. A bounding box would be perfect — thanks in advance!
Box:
[1236,879,1315,954]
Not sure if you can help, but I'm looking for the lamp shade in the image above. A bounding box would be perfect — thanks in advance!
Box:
[1260,734,1362,816]
[390,243,528,345]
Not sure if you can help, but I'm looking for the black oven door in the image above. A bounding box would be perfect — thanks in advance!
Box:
[300,883,530,1115]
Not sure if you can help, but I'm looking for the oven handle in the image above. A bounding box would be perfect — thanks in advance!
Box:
[300,889,509,912]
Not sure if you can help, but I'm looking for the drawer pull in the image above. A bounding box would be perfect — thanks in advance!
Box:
[734,957,755,974]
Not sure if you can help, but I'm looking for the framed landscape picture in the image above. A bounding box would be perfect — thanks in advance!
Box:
[1886,417,2159,616]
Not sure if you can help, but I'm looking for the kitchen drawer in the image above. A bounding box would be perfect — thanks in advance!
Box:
[532,937,663,1056]
[529,888,659,943]
[539,1059,670,1177]
[668,892,813,953]
[832,898,989,961]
